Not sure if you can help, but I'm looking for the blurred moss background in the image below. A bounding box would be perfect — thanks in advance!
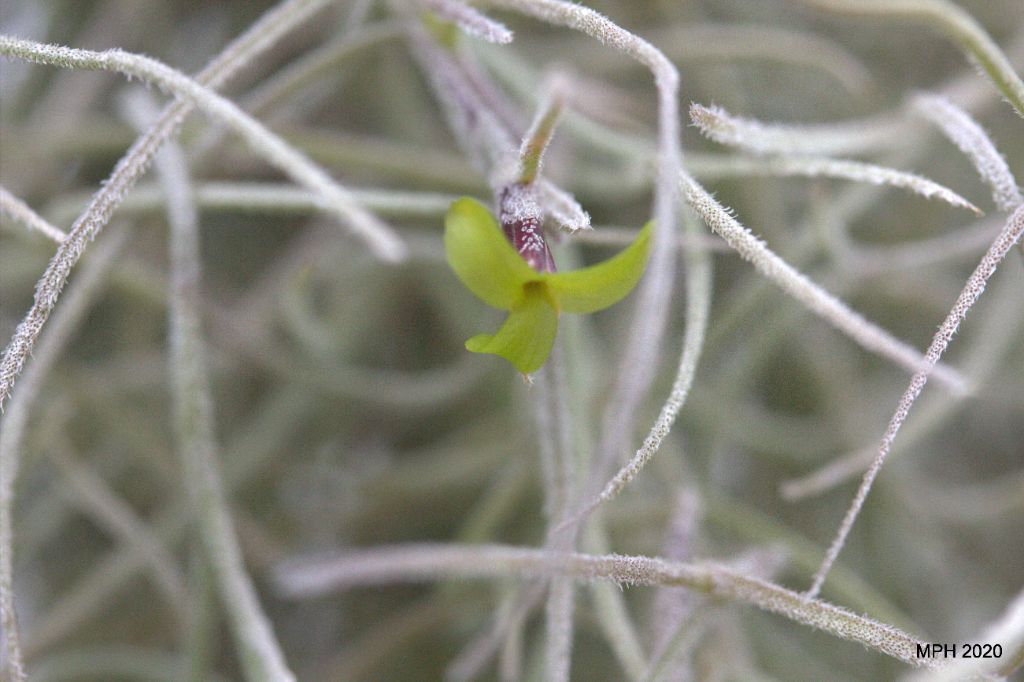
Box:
[1,1,1022,680]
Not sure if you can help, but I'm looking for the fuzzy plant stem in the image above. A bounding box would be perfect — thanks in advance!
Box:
[528,368,572,680]
[275,542,939,670]
[0,0,332,411]
[481,0,683,530]
[563,210,713,527]
[47,183,457,225]
[645,605,707,682]
[645,489,704,682]
[410,18,593,236]
[582,523,649,681]
[683,137,983,216]
[679,174,969,393]
[782,260,1023,502]
[124,91,296,680]
[532,347,576,527]
[447,8,682,671]
[418,0,514,44]
[0,186,67,243]
[545,576,576,682]
[408,22,591,235]
[807,203,1024,598]
[447,345,580,681]
[543,346,579,682]
[514,350,577,681]
[0,225,129,682]
[518,81,566,184]
[688,102,905,156]
[445,582,549,680]
[913,93,1023,212]
[409,38,589,659]
[405,27,516,175]
[531,367,561,523]
[467,6,683,675]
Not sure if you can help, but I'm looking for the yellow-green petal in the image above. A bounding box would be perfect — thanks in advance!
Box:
[465,283,558,374]
[445,197,536,311]
[545,221,653,313]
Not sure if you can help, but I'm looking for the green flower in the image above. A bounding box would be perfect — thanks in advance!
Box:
[444,197,652,374]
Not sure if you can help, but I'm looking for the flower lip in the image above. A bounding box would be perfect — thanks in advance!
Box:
[523,279,559,314]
